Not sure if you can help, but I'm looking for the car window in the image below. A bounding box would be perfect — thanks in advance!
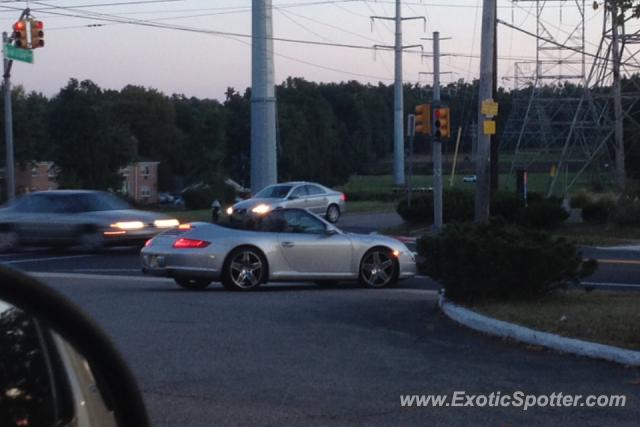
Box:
[305,185,325,196]
[11,194,56,213]
[259,210,288,232]
[73,193,131,212]
[281,210,326,234]
[290,186,308,198]
[254,185,293,199]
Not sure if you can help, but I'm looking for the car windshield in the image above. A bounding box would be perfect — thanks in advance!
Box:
[11,192,131,213]
[253,185,293,199]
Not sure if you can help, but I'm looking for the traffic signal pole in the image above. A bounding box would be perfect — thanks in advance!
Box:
[432,32,443,233]
[3,31,15,203]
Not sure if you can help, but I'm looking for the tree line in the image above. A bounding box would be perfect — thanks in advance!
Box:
[0,76,638,200]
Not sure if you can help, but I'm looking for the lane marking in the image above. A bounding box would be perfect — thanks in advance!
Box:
[582,281,640,289]
[596,258,640,266]
[70,268,141,273]
[2,255,96,264]
[31,271,173,283]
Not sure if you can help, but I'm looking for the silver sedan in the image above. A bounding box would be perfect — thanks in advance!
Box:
[141,208,416,290]
[0,190,179,252]
[227,181,346,223]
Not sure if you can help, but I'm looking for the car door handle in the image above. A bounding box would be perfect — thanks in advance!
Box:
[281,241,295,248]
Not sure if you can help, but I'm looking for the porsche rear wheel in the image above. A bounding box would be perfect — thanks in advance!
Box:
[174,277,212,290]
[359,248,398,288]
[222,247,266,291]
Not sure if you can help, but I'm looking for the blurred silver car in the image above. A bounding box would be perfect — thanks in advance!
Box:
[0,190,180,252]
[227,181,346,223]
[141,208,416,291]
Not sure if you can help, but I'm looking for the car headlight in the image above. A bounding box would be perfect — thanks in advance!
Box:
[226,207,234,215]
[154,219,179,228]
[251,204,271,215]
[110,221,145,230]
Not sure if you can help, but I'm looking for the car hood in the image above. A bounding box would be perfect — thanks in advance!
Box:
[233,198,285,210]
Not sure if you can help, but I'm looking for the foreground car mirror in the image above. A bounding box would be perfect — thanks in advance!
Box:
[0,266,149,427]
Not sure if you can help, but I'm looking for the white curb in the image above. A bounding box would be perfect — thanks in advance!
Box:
[438,294,640,367]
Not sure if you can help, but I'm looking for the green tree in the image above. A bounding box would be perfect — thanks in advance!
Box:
[49,79,134,190]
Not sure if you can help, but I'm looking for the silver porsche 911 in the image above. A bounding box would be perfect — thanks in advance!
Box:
[141,208,416,291]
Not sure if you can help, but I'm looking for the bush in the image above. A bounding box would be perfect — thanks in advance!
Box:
[581,198,615,224]
[344,190,398,202]
[490,191,524,223]
[182,186,215,210]
[396,188,473,223]
[516,198,569,229]
[417,222,597,303]
[613,195,640,226]
[569,191,592,209]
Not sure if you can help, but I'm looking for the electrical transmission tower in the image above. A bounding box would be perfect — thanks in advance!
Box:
[502,1,640,195]
[501,0,590,195]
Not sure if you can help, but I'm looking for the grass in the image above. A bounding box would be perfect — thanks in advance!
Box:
[472,291,640,351]
[340,172,600,195]
[553,223,640,246]
[167,201,397,224]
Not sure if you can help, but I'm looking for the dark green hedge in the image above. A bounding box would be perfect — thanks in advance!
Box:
[397,189,569,229]
[417,222,597,302]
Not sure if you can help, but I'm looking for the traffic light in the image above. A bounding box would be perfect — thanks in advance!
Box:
[434,107,451,139]
[30,20,44,49]
[414,104,431,135]
[13,20,28,49]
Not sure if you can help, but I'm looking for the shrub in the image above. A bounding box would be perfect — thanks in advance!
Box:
[516,198,569,229]
[182,186,215,210]
[344,190,398,202]
[581,198,615,224]
[490,191,524,223]
[569,191,592,209]
[396,188,473,223]
[613,195,640,226]
[417,222,597,303]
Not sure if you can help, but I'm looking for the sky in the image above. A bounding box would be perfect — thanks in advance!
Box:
[0,0,624,102]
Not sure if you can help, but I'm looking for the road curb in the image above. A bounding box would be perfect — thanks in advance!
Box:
[438,294,640,367]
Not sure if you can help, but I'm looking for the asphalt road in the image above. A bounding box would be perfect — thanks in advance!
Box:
[35,274,640,426]
[1,212,638,425]
[0,225,638,292]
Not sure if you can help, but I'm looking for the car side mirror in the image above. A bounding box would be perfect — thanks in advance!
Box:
[325,227,339,236]
[0,266,149,427]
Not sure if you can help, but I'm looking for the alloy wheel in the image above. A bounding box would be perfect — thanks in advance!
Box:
[360,250,396,288]
[228,250,264,289]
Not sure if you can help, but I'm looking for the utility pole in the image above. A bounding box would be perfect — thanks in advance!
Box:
[371,1,424,187]
[432,32,443,233]
[611,3,626,191]
[3,31,14,203]
[251,0,277,194]
[490,0,499,193]
[475,0,496,223]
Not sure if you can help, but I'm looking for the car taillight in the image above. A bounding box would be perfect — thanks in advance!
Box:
[144,239,153,248]
[340,193,347,202]
[172,238,210,249]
